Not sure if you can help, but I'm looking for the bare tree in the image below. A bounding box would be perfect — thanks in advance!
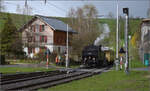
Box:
[108,12,114,19]
[147,8,150,18]
[16,4,22,14]
[0,0,4,12]
[68,4,101,55]
[23,5,33,15]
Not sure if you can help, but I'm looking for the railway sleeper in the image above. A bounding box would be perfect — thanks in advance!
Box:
[1,72,64,85]
[1,71,87,90]
[1,71,59,82]
[22,72,94,90]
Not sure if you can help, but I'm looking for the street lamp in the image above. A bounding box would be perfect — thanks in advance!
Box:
[66,24,69,68]
[128,35,131,70]
[123,8,129,74]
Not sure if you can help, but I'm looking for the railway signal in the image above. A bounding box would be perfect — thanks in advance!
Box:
[123,8,129,74]
[45,48,51,69]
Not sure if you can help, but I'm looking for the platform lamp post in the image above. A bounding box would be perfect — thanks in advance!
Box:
[66,24,69,68]
[128,35,131,70]
[115,0,119,71]
[123,8,129,74]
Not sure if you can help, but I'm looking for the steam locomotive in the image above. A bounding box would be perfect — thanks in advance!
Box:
[82,45,114,67]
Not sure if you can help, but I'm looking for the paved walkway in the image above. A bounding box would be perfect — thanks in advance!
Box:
[132,67,150,71]
[0,63,57,68]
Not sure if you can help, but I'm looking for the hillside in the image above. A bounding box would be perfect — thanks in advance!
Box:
[0,12,32,30]
[99,18,142,47]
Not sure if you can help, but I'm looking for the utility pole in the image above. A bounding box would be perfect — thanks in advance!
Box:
[123,8,129,74]
[115,0,119,71]
[66,24,69,68]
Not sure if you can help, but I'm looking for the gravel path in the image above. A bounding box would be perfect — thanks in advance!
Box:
[132,67,150,71]
[0,63,56,68]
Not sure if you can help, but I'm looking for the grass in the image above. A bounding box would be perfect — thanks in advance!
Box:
[39,70,150,91]
[0,67,56,74]
[0,12,32,30]
[130,60,146,68]
[9,59,81,69]
[9,59,43,64]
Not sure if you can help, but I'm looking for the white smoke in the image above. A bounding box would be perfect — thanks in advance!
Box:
[94,23,110,45]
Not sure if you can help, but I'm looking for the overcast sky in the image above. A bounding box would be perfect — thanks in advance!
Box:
[3,0,150,18]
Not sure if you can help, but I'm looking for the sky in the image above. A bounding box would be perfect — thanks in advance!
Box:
[2,0,150,18]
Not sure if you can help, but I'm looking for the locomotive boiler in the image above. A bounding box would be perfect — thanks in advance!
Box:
[82,45,114,67]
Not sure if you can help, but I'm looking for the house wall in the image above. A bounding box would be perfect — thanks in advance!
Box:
[54,31,66,46]
[53,31,73,54]
[141,23,150,53]
[54,31,73,46]
[140,21,150,64]
[22,18,54,57]
[31,18,54,45]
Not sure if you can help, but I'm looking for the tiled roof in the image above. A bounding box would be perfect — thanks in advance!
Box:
[36,15,76,33]
[142,19,150,22]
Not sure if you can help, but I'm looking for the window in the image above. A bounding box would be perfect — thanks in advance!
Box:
[30,25,36,32]
[28,48,35,54]
[58,47,60,53]
[28,37,32,42]
[40,36,44,42]
[44,36,47,43]
[39,25,45,32]
[40,36,47,43]
[42,25,45,31]
[28,48,32,54]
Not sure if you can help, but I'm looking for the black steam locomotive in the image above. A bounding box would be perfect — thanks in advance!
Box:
[82,45,114,67]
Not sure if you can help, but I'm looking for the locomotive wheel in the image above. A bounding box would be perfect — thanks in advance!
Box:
[103,59,108,66]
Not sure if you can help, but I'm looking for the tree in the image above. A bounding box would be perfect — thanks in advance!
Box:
[67,4,100,55]
[23,5,33,15]
[0,0,4,12]
[16,4,22,14]
[0,14,23,64]
[147,8,150,18]
[108,12,114,19]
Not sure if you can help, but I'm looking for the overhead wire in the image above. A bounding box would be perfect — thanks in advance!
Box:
[45,1,67,16]
[2,0,150,1]
[46,1,67,13]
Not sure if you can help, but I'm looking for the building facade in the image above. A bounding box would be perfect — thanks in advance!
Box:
[20,15,76,58]
[140,19,150,65]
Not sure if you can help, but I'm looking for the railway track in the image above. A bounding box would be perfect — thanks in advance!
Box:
[0,67,111,91]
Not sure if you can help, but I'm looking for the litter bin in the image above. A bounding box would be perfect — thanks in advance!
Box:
[144,53,149,66]
[145,60,149,66]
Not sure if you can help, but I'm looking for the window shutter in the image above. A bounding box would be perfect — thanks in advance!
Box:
[40,36,42,42]
[34,25,36,32]
[40,25,42,32]
[45,36,47,43]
